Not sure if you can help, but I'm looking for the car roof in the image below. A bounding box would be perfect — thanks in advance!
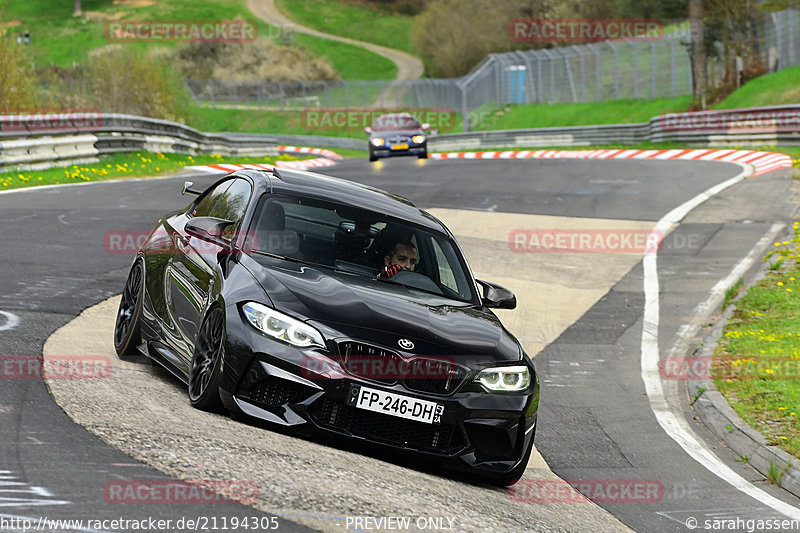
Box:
[242,168,448,233]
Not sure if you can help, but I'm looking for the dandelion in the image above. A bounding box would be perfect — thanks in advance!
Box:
[779,407,787,410]
[778,282,784,286]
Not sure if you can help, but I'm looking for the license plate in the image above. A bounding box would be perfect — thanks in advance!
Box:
[347,385,443,425]
[391,144,409,150]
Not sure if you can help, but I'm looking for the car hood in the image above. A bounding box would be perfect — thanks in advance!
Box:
[242,255,521,364]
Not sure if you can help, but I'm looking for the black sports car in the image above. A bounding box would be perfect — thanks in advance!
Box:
[113,167,538,485]
[365,113,428,162]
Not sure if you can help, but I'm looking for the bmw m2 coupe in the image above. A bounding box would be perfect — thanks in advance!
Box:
[113,167,538,485]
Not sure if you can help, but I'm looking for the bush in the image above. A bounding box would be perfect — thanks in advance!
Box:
[82,47,192,122]
[0,36,39,110]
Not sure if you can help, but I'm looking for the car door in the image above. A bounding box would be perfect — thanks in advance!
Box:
[166,178,253,363]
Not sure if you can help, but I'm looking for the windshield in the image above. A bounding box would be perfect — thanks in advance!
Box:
[372,114,422,131]
[249,195,476,303]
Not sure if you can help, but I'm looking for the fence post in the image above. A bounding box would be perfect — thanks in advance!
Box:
[650,41,657,99]
[279,81,285,112]
[631,40,639,99]
[536,52,543,104]
[460,82,469,132]
[210,79,215,108]
[607,41,620,99]
[670,38,676,96]
[571,45,586,103]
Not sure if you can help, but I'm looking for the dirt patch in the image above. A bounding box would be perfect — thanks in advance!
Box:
[82,11,129,23]
[113,0,155,6]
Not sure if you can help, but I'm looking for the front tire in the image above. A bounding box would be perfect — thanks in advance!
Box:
[418,150,428,159]
[114,260,144,356]
[188,307,225,411]
[369,151,377,162]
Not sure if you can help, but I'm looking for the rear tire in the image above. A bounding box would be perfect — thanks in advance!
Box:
[188,307,225,411]
[114,260,144,356]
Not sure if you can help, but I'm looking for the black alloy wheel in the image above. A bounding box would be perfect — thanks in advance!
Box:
[188,307,225,411]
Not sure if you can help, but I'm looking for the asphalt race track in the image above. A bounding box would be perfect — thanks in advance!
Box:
[0,156,798,532]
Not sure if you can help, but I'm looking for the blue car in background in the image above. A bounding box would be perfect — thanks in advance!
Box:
[365,113,429,162]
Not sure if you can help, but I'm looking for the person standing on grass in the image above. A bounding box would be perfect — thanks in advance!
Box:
[23,30,30,45]
[16,33,22,45]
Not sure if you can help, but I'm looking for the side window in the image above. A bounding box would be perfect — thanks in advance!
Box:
[431,238,458,292]
[191,180,233,218]
[209,179,252,239]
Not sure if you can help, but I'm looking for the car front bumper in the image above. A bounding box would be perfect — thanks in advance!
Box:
[219,310,538,475]
[371,143,427,158]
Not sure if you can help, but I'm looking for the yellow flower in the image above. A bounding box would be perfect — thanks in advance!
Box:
[779,407,787,410]
[788,288,793,293]
[778,282,784,286]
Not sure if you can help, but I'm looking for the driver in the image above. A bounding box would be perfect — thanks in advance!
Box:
[378,240,418,279]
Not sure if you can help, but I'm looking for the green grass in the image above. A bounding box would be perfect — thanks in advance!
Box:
[185,106,463,137]
[2,0,392,80]
[0,151,303,190]
[474,97,693,130]
[276,0,416,56]
[714,221,800,458]
[187,107,364,137]
[714,66,800,109]
[294,33,396,80]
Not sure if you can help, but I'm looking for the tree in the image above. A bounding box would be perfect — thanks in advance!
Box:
[689,0,708,108]
[73,0,81,16]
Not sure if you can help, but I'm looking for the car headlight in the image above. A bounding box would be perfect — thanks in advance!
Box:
[371,137,385,147]
[475,365,530,392]
[242,302,325,349]
[411,135,426,144]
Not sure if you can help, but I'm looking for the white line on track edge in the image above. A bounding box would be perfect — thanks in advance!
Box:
[641,162,800,519]
[0,311,19,332]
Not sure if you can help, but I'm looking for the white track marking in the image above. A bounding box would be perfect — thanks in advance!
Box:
[0,311,19,332]
[641,162,800,519]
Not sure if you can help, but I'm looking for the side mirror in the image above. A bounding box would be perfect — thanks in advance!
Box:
[364,126,373,134]
[185,217,235,250]
[181,181,203,196]
[476,279,516,309]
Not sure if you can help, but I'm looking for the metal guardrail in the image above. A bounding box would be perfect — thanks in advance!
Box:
[1,106,798,171]
[430,104,800,150]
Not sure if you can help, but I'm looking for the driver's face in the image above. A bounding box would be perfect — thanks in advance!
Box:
[385,243,418,271]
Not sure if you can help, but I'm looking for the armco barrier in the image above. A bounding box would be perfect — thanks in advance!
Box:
[0,113,365,172]
[1,106,798,171]
[430,104,800,151]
